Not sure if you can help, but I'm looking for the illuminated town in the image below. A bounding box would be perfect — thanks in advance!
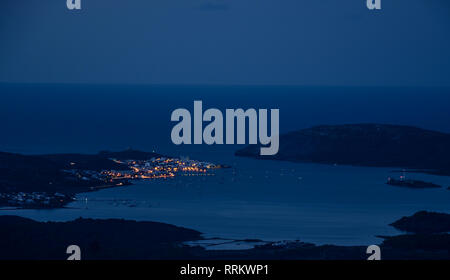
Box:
[100,157,222,181]
[0,156,228,209]
[0,192,72,208]
[60,156,224,187]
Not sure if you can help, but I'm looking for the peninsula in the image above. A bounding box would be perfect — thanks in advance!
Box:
[0,149,225,209]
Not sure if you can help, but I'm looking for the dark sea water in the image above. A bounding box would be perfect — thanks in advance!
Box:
[2,84,450,155]
[1,84,450,247]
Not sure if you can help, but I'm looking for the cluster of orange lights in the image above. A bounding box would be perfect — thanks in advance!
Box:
[101,159,211,182]
[102,171,176,180]
[181,167,207,172]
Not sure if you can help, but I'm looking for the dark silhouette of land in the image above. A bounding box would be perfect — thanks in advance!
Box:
[386,178,442,189]
[237,124,450,176]
[0,212,449,260]
[390,211,450,234]
[0,215,200,260]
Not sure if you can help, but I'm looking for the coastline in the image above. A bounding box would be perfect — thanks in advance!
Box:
[2,132,450,258]
[0,212,449,260]
[0,149,227,209]
[236,124,450,177]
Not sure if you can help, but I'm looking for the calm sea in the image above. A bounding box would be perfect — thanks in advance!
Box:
[1,84,450,247]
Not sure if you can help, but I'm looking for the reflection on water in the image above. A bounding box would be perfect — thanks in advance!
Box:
[2,155,450,247]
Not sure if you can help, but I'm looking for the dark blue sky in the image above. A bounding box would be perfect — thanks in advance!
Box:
[1,0,449,86]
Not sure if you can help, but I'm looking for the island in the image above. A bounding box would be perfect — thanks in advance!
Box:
[386,177,442,189]
[236,124,450,176]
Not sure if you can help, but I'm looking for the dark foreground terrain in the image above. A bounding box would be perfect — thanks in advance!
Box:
[237,124,450,176]
[0,215,200,260]
[0,212,449,260]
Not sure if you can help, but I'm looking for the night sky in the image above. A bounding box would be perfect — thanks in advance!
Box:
[1,0,450,86]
